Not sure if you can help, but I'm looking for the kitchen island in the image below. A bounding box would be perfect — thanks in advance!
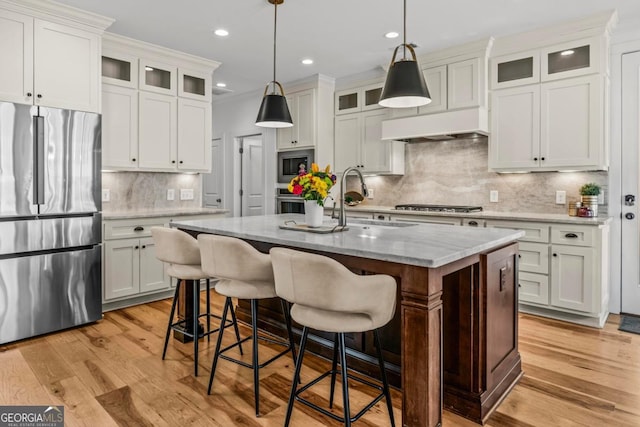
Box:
[173,214,525,427]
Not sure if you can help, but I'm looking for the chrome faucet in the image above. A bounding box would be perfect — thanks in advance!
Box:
[337,166,369,227]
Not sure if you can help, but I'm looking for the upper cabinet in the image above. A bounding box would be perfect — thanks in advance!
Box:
[277,88,316,150]
[489,9,615,173]
[101,33,220,172]
[335,82,384,115]
[0,4,112,112]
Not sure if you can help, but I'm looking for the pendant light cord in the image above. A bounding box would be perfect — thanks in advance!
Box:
[273,0,277,93]
[403,0,407,60]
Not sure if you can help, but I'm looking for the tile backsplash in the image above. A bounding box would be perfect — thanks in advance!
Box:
[102,172,202,212]
[351,139,608,215]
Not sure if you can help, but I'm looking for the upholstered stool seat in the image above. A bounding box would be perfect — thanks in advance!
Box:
[198,234,297,417]
[151,227,243,377]
[271,247,397,427]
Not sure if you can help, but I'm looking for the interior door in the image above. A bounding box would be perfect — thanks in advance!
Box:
[621,51,640,316]
[202,139,224,208]
[241,135,265,216]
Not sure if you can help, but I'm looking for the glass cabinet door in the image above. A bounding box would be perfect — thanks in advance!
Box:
[491,50,540,89]
[102,52,138,89]
[335,89,360,115]
[138,59,177,95]
[178,68,211,102]
[361,83,383,111]
[541,37,600,82]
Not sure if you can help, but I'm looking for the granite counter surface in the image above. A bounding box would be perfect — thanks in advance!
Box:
[329,205,612,225]
[103,207,228,220]
[172,214,524,269]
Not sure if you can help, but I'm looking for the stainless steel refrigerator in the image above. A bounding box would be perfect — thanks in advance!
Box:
[0,102,102,345]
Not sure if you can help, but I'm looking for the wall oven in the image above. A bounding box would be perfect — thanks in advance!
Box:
[277,149,314,183]
[276,189,304,214]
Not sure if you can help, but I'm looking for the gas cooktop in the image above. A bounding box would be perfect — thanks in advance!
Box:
[394,204,483,213]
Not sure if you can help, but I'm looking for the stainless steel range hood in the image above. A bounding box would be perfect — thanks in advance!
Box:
[381,106,489,142]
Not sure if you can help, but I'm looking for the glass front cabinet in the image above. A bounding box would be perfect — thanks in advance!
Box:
[335,82,383,115]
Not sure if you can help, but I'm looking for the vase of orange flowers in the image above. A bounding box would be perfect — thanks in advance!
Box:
[288,163,337,227]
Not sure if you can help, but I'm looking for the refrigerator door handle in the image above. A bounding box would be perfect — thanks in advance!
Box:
[33,115,45,206]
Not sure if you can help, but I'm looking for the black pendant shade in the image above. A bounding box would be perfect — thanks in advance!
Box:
[256,92,293,128]
[379,0,431,108]
[379,56,431,108]
[256,0,293,128]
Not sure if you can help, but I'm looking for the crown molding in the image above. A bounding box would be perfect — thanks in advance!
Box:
[0,0,114,32]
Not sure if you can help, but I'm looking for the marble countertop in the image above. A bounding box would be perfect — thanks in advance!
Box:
[103,207,228,220]
[328,204,612,225]
[172,214,524,269]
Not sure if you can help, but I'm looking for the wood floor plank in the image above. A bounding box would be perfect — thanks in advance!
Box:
[2,296,640,427]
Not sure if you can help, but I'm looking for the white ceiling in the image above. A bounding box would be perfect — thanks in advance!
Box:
[56,0,640,97]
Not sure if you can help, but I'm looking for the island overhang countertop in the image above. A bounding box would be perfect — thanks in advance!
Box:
[171,213,524,268]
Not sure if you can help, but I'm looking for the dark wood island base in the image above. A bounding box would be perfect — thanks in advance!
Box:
[231,239,522,426]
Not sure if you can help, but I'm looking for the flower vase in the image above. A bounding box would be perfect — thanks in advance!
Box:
[304,200,323,227]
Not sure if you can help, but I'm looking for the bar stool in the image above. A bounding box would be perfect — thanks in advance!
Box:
[197,234,297,417]
[151,227,243,377]
[270,247,396,427]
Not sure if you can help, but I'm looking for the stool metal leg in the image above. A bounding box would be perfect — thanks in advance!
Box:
[280,299,298,367]
[229,303,244,356]
[329,332,339,409]
[208,296,230,394]
[338,332,352,427]
[162,279,181,360]
[193,280,200,376]
[284,326,309,427]
[374,330,395,427]
[251,299,260,417]
[206,279,211,342]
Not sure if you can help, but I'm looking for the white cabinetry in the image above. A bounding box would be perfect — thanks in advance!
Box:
[334,109,405,175]
[419,65,447,114]
[486,219,609,327]
[103,213,227,309]
[0,5,110,112]
[277,88,316,150]
[389,214,462,226]
[446,58,481,110]
[101,33,219,172]
[335,82,383,115]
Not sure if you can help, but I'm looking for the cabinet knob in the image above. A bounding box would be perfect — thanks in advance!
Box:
[141,245,146,249]
[533,157,538,161]
[172,160,176,164]
[26,92,32,97]
[179,160,183,164]
[134,245,139,250]
[626,212,635,220]
[553,253,558,257]
[37,94,42,99]
[518,254,522,258]
[216,198,222,203]
[132,158,136,162]
[541,157,545,161]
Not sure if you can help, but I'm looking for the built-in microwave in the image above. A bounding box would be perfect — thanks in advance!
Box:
[277,149,314,183]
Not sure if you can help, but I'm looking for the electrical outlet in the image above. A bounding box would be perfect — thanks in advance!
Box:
[555,190,566,204]
[489,190,499,203]
[367,188,374,199]
[180,189,194,200]
[167,189,175,201]
[101,189,110,202]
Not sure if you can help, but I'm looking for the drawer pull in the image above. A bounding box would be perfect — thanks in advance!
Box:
[518,254,522,258]
[468,221,478,226]
[564,233,578,239]
[134,226,144,232]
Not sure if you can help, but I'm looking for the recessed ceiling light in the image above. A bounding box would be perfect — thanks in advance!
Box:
[216,82,227,88]
[301,58,313,65]
[560,49,575,56]
[214,29,229,37]
[384,31,399,39]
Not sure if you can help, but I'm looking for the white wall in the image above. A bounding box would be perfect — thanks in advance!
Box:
[212,90,277,216]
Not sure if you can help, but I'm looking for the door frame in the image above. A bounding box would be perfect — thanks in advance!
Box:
[610,37,640,315]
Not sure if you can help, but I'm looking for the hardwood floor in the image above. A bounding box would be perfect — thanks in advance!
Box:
[1,293,639,426]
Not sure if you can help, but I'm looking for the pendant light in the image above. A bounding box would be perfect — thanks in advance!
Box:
[379,0,431,108]
[256,0,293,128]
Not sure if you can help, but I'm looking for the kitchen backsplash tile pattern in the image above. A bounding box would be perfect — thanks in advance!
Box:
[351,139,608,215]
[102,172,202,212]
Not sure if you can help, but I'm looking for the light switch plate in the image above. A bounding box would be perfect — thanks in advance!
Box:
[367,188,374,199]
[167,189,175,201]
[490,190,499,203]
[180,189,194,200]
[555,190,566,204]
[102,189,110,202]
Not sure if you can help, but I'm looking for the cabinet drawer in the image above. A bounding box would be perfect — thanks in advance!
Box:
[551,225,595,247]
[390,214,462,226]
[518,242,549,274]
[104,220,167,240]
[486,220,549,243]
[519,272,549,305]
